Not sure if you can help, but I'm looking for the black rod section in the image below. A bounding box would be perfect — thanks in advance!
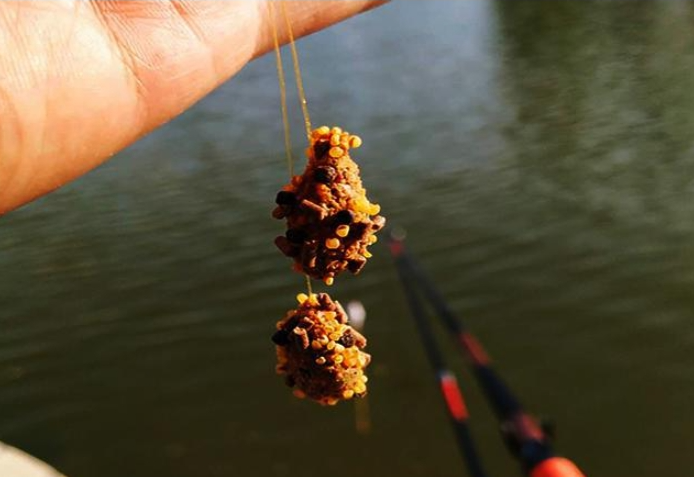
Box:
[400,251,523,421]
[394,251,488,477]
[388,233,558,473]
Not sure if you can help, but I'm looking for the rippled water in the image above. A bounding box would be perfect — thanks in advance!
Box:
[3,2,694,476]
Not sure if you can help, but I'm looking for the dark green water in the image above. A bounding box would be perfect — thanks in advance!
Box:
[3,2,694,476]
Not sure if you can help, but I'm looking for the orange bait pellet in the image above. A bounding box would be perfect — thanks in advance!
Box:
[325,238,340,249]
[336,225,350,238]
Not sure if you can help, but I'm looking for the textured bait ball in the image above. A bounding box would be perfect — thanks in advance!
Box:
[272,126,386,283]
[273,292,370,405]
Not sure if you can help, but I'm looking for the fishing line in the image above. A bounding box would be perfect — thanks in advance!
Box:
[269,1,314,294]
[305,275,313,295]
[268,1,294,177]
[280,0,312,141]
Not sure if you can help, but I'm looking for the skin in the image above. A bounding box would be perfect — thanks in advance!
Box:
[0,0,385,215]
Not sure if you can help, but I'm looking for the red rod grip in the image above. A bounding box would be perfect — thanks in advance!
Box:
[514,414,546,441]
[440,372,469,420]
[459,332,491,365]
[530,457,586,477]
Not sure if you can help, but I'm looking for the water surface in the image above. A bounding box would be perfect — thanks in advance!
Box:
[3,2,694,476]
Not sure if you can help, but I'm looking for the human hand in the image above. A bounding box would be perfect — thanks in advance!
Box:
[0,1,385,215]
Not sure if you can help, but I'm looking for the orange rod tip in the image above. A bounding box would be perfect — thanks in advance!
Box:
[531,457,586,477]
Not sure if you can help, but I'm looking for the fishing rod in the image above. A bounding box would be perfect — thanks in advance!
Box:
[394,249,488,477]
[388,230,586,477]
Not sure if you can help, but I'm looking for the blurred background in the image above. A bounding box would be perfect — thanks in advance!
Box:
[3,1,694,476]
